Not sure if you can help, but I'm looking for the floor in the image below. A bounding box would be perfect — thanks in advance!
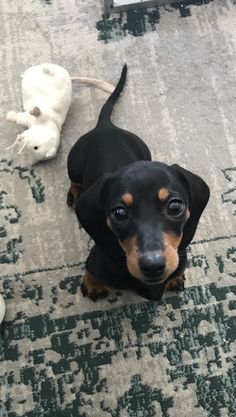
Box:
[0,1,236,416]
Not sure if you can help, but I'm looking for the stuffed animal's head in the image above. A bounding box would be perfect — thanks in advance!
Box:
[16,125,60,164]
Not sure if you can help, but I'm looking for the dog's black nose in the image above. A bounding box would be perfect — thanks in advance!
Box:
[139,253,166,278]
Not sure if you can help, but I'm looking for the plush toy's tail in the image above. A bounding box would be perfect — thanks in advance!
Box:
[71,77,115,93]
[96,64,127,126]
[21,71,115,93]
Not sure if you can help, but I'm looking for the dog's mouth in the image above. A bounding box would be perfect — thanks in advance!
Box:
[119,234,181,285]
[139,275,168,286]
[136,265,170,286]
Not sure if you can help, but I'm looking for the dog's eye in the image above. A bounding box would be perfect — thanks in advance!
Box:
[167,199,185,218]
[111,206,129,223]
[34,146,39,150]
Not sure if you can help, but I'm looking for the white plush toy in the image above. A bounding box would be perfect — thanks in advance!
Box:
[0,293,5,325]
[6,63,115,165]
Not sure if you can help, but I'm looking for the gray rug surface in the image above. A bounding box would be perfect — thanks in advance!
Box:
[0,1,236,416]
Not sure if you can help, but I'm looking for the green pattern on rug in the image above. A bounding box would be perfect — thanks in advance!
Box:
[1,232,236,416]
[96,1,215,42]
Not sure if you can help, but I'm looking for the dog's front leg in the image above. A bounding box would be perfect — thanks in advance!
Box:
[81,270,109,302]
[6,111,34,127]
[165,274,186,292]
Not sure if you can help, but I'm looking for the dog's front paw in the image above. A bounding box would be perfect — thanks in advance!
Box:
[81,271,109,302]
[6,111,17,122]
[166,274,186,292]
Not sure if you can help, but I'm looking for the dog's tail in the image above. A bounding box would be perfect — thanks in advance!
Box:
[97,64,127,126]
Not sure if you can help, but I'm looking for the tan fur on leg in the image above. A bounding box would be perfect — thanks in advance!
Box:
[166,274,186,292]
[81,271,109,302]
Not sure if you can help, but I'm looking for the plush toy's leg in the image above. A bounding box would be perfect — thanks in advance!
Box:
[6,111,34,127]
[6,111,18,122]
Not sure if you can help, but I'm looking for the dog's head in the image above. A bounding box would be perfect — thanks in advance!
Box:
[76,161,210,286]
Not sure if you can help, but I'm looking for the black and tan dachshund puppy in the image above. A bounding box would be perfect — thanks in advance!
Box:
[67,65,210,301]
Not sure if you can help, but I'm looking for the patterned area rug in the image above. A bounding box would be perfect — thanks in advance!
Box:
[0,1,236,416]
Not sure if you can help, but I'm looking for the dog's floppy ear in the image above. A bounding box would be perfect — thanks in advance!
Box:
[171,164,210,249]
[76,174,124,260]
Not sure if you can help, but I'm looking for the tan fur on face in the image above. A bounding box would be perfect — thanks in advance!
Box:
[119,231,182,282]
[120,232,182,281]
[158,188,170,201]
[107,218,112,229]
[186,209,190,221]
[122,193,133,206]
[119,236,142,279]
[163,232,182,277]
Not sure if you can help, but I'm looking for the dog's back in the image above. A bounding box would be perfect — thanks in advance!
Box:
[67,65,151,190]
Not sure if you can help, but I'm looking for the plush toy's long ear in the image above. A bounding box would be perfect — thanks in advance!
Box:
[171,164,210,249]
[76,174,124,260]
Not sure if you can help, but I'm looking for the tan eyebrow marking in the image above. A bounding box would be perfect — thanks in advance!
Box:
[122,193,133,206]
[158,188,170,201]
